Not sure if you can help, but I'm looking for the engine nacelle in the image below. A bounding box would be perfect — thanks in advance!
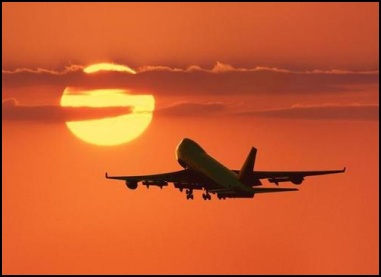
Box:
[290,177,304,185]
[142,180,168,188]
[217,192,254,199]
[174,182,203,190]
[126,180,138,190]
[269,176,304,185]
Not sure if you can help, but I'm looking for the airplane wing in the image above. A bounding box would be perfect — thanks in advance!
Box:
[105,169,208,190]
[105,169,189,182]
[254,167,346,179]
[210,187,298,194]
[251,187,298,193]
[232,167,345,185]
[255,167,346,185]
[106,169,299,197]
[208,187,298,199]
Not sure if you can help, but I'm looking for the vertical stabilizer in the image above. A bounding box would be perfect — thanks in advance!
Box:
[238,147,257,186]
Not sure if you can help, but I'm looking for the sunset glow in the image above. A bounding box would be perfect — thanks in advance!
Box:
[83,63,136,74]
[2,3,378,275]
[60,88,154,146]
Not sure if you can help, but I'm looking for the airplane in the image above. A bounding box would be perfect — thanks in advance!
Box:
[105,138,346,200]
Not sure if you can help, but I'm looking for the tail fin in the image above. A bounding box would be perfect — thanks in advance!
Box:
[238,147,257,186]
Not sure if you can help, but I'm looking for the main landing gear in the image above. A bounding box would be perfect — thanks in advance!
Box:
[186,189,194,200]
[185,190,212,200]
[202,192,211,200]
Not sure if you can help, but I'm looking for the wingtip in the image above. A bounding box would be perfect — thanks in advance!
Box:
[105,172,108,178]
[343,167,346,172]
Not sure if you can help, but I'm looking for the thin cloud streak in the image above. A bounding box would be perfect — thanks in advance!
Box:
[238,104,379,121]
[2,99,132,122]
[2,64,84,75]
[3,62,379,75]
[156,102,227,116]
[151,101,379,122]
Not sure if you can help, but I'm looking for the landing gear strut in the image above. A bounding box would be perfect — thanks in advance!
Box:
[202,191,211,200]
[186,189,194,200]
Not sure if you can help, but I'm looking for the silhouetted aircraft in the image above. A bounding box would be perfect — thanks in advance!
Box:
[106,138,345,200]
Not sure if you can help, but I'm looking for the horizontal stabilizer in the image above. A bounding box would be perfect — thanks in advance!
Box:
[252,187,298,194]
[208,188,237,194]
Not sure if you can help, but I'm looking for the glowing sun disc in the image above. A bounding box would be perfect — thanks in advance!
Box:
[61,63,154,146]
[61,88,154,146]
[83,63,136,74]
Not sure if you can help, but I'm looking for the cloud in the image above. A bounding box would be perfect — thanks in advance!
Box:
[2,64,84,75]
[3,96,378,122]
[238,104,379,121]
[2,63,378,99]
[156,102,227,116]
[2,98,18,107]
[137,62,378,75]
[155,101,379,121]
[2,99,132,122]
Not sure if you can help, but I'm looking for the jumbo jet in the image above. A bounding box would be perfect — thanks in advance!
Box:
[106,138,345,200]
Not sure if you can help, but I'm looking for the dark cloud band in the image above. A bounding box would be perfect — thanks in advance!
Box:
[2,63,378,97]
[238,104,379,121]
[2,99,132,122]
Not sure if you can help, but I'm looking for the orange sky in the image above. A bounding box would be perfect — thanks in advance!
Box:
[2,2,379,274]
[2,2,379,69]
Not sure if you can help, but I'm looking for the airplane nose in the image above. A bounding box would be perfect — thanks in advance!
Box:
[179,138,193,147]
[182,138,192,143]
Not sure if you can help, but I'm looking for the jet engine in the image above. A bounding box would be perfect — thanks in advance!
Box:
[126,180,138,190]
[290,177,304,185]
[269,176,304,185]
[142,180,168,189]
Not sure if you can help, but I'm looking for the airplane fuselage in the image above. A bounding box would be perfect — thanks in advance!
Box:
[176,138,254,198]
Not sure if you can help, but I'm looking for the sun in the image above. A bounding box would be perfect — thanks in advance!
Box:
[83,63,136,74]
[60,63,154,146]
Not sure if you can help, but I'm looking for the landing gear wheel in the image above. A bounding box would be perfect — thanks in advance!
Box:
[203,192,211,200]
[186,189,194,200]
